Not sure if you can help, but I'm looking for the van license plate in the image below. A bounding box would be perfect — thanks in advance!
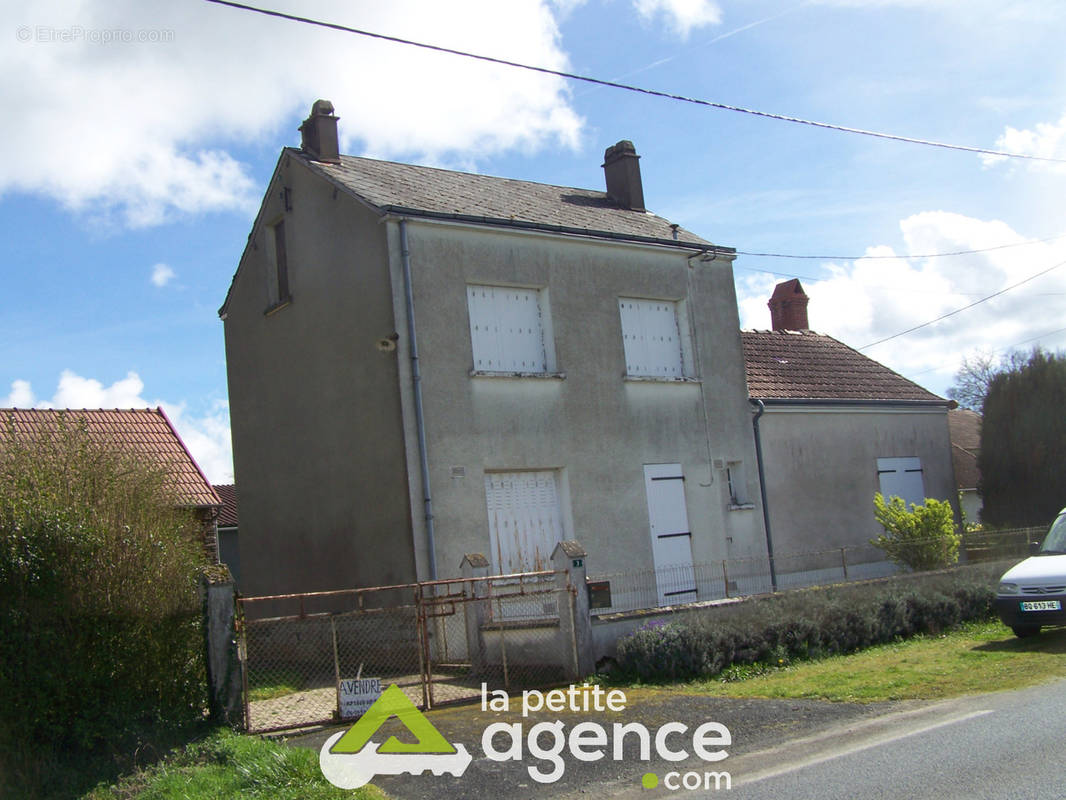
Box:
[1021,600,1061,612]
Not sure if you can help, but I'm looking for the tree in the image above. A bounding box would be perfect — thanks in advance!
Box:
[978,348,1066,528]
[0,414,206,758]
[947,350,1029,412]
[871,493,960,571]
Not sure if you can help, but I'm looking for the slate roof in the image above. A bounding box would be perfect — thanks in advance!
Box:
[294,148,717,249]
[741,330,948,403]
[213,483,239,527]
[1,408,220,509]
[948,409,981,490]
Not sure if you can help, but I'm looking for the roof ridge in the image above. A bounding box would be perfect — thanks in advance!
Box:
[290,146,601,197]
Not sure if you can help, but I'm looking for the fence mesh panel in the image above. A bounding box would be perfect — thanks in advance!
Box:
[238,528,1045,732]
[588,528,1042,617]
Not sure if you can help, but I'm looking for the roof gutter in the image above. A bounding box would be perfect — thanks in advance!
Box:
[749,399,777,593]
[754,397,955,408]
[380,205,735,258]
[399,219,438,581]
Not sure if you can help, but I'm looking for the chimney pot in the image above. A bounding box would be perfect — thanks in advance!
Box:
[768,279,810,331]
[299,99,340,164]
[602,139,645,211]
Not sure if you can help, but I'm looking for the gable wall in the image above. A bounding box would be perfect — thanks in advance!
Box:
[223,155,415,597]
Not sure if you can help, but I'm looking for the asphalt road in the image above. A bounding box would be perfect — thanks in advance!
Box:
[702,678,1066,799]
[290,679,1066,798]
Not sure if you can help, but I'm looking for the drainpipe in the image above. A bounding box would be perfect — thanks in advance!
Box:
[750,399,777,592]
[399,219,438,580]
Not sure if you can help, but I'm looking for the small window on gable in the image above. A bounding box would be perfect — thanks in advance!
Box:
[268,219,291,309]
[726,461,751,507]
[618,297,688,378]
[467,285,554,373]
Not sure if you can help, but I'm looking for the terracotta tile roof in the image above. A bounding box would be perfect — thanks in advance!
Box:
[741,330,948,403]
[294,148,717,249]
[948,409,982,490]
[213,483,238,527]
[1,408,220,509]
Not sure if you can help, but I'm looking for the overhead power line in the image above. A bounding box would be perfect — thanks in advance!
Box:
[907,325,1066,378]
[858,256,1066,350]
[203,0,1066,165]
[736,232,1066,261]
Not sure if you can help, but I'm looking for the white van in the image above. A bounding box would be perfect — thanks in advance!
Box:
[995,507,1066,637]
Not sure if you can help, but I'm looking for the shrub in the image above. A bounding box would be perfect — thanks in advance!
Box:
[871,493,961,571]
[613,566,1000,682]
[0,414,207,758]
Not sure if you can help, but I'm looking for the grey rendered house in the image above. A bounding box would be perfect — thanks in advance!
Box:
[742,280,959,575]
[220,100,767,600]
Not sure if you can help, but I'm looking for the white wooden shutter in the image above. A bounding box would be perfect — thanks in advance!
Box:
[643,463,697,606]
[485,471,564,574]
[877,457,925,507]
[619,298,684,378]
[468,286,547,372]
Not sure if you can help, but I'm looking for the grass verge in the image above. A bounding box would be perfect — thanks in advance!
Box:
[681,620,1066,703]
[83,728,386,800]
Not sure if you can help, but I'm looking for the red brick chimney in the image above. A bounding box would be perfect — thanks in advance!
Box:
[602,140,645,211]
[768,279,809,331]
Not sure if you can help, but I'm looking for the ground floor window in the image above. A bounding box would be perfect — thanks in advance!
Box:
[484,470,565,574]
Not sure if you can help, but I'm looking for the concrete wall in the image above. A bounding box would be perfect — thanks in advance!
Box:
[223,155,416,597]
[387,219,767,580]
[757,405,958,558]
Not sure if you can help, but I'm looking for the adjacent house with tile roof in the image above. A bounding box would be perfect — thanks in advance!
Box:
[742,280,958,574]
[212,483,240,584]
[1,407,222,560]
[220,100,767,602]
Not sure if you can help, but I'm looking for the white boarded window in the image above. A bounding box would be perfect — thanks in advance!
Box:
[877,457,925,508]
[484,471,565,574]
[467,285,550,373]
[619,297,685,378]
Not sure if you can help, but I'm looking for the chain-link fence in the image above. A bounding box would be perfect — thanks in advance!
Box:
[587,527,1043,617]
[237,570,579,733]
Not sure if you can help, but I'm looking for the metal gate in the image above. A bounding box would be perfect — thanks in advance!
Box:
[236,569,578,733]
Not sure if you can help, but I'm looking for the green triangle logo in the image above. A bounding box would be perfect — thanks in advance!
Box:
[329,684,456,755]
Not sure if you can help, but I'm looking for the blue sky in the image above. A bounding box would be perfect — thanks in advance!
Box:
[3,0,1065,482]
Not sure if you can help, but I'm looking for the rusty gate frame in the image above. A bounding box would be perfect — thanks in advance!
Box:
[236,568,577,733]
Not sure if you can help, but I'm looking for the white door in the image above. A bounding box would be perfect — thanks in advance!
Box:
[484,471,564,574]
[877,457,926,508]
[643,464,697,606]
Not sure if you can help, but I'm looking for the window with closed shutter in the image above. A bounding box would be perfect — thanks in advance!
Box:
[618,298,685,378]
[484,470,565,574]
[467,285,550,373]
[877,457,926,508]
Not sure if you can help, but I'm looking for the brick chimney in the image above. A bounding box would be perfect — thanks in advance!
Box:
[602,140,645,211]
[299,99,340,164]
[768,279,810,331]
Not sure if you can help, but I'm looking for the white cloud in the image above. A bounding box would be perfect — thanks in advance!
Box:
[151,263,176,288]
[982,111,1066,174]
[633,0,722,38]
[2,371,233,483]
[0,0,584,227]
[736,212,1066,393]
[3,379,34,408]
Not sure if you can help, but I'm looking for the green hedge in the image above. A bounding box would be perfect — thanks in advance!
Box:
[0,415,208,765]
[615,566,1001,682]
